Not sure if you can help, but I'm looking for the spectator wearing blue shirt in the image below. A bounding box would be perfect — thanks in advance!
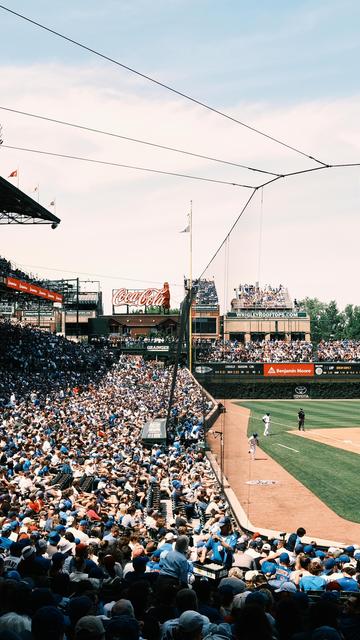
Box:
[299,561,327,592]
[200,517,237,569]
[336,566,359,592]
[158,535,190,587]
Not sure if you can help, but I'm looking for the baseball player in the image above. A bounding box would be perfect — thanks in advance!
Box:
[248,432,259,460]
[262,412,271,436]
[298,408,305,431]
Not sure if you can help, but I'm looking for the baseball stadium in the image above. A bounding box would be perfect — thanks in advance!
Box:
[2,3,360,637]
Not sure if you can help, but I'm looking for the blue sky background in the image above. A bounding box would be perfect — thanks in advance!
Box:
[2,0,360,103]
[1,1,359,311]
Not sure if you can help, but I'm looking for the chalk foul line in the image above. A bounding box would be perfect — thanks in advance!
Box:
[276,443,299,453]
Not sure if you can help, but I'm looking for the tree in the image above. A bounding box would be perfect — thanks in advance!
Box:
[343,305,360,339]
[300,297,326,343]
[317,300,344,341]
[299,298,344,342]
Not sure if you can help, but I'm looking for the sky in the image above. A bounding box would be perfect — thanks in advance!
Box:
[1,0,359,313]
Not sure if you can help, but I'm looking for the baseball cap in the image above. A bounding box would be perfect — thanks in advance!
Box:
[275,581,297,593]
[36,539,48,551]
[48,532,61,545]
[261,561,276,575]
[218,577,246,594]
[279,552,290,564]
[262,543,271,551]
[6,570,21,582]
[303,545,314,554]
[22,545,35,560]
[54,525,66,533]
[218,516,231,526]
[178,611,209,632]
[75,616,105,639]
[244,570,259,581]
[165,532,176,541]
[344,546,355,554]
[231,591,252,611]
[338,554,350,563]
[315,550,326,559]
[325,558,337,571]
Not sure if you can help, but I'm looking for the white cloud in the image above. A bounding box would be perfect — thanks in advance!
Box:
[0,62,359,312]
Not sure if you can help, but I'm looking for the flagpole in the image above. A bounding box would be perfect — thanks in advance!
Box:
[189,200,193,372]
[17,167,19,189]
[37,184,40,203]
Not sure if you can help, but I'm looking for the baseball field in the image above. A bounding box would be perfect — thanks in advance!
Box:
[237,400,360,523]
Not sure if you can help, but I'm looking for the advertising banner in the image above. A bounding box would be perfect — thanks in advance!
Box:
[112,283,170,309]
[314,363,360,376]
[195,363,263,375]
[264,363,315,377]
[293,385,310,399]
[5,277,63,303]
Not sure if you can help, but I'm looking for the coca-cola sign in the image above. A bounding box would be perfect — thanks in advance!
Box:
[112,283,170,308]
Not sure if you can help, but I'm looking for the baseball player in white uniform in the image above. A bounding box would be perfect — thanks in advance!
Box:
[263,412,271,436]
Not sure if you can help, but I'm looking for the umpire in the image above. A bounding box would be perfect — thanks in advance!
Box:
[298,408,305,431]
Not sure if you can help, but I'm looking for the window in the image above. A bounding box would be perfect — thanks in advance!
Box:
[192,317,217,334]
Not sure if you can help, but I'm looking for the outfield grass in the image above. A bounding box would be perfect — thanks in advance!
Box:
[237,400,360,523]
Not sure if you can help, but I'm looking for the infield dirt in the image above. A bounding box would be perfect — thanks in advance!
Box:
[208,400,360,544]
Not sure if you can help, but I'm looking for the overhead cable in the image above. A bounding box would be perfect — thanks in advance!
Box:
[0,105,282,177]
[0,4,328,167]
[2,144,254,188]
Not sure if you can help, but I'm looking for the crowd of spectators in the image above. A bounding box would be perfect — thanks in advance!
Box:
[235,285,289,309]
[0,322,360,640]
[317,341,360,362]
[193,281,219,307]
[0,320,116,403]
[0,257,56,292]
[194,339,360,363]
[194,340,314,363]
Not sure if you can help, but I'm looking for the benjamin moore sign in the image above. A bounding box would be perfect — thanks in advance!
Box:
[264,363,314,377]
[194,362,360,378]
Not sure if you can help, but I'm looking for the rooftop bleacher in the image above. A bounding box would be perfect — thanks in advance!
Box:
[193,278,219,308]
[232,283,293,311]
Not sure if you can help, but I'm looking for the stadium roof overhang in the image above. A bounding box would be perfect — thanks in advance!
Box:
[0,176,61,226]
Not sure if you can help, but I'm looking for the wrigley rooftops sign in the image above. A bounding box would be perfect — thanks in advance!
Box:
[233,310,303,319]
